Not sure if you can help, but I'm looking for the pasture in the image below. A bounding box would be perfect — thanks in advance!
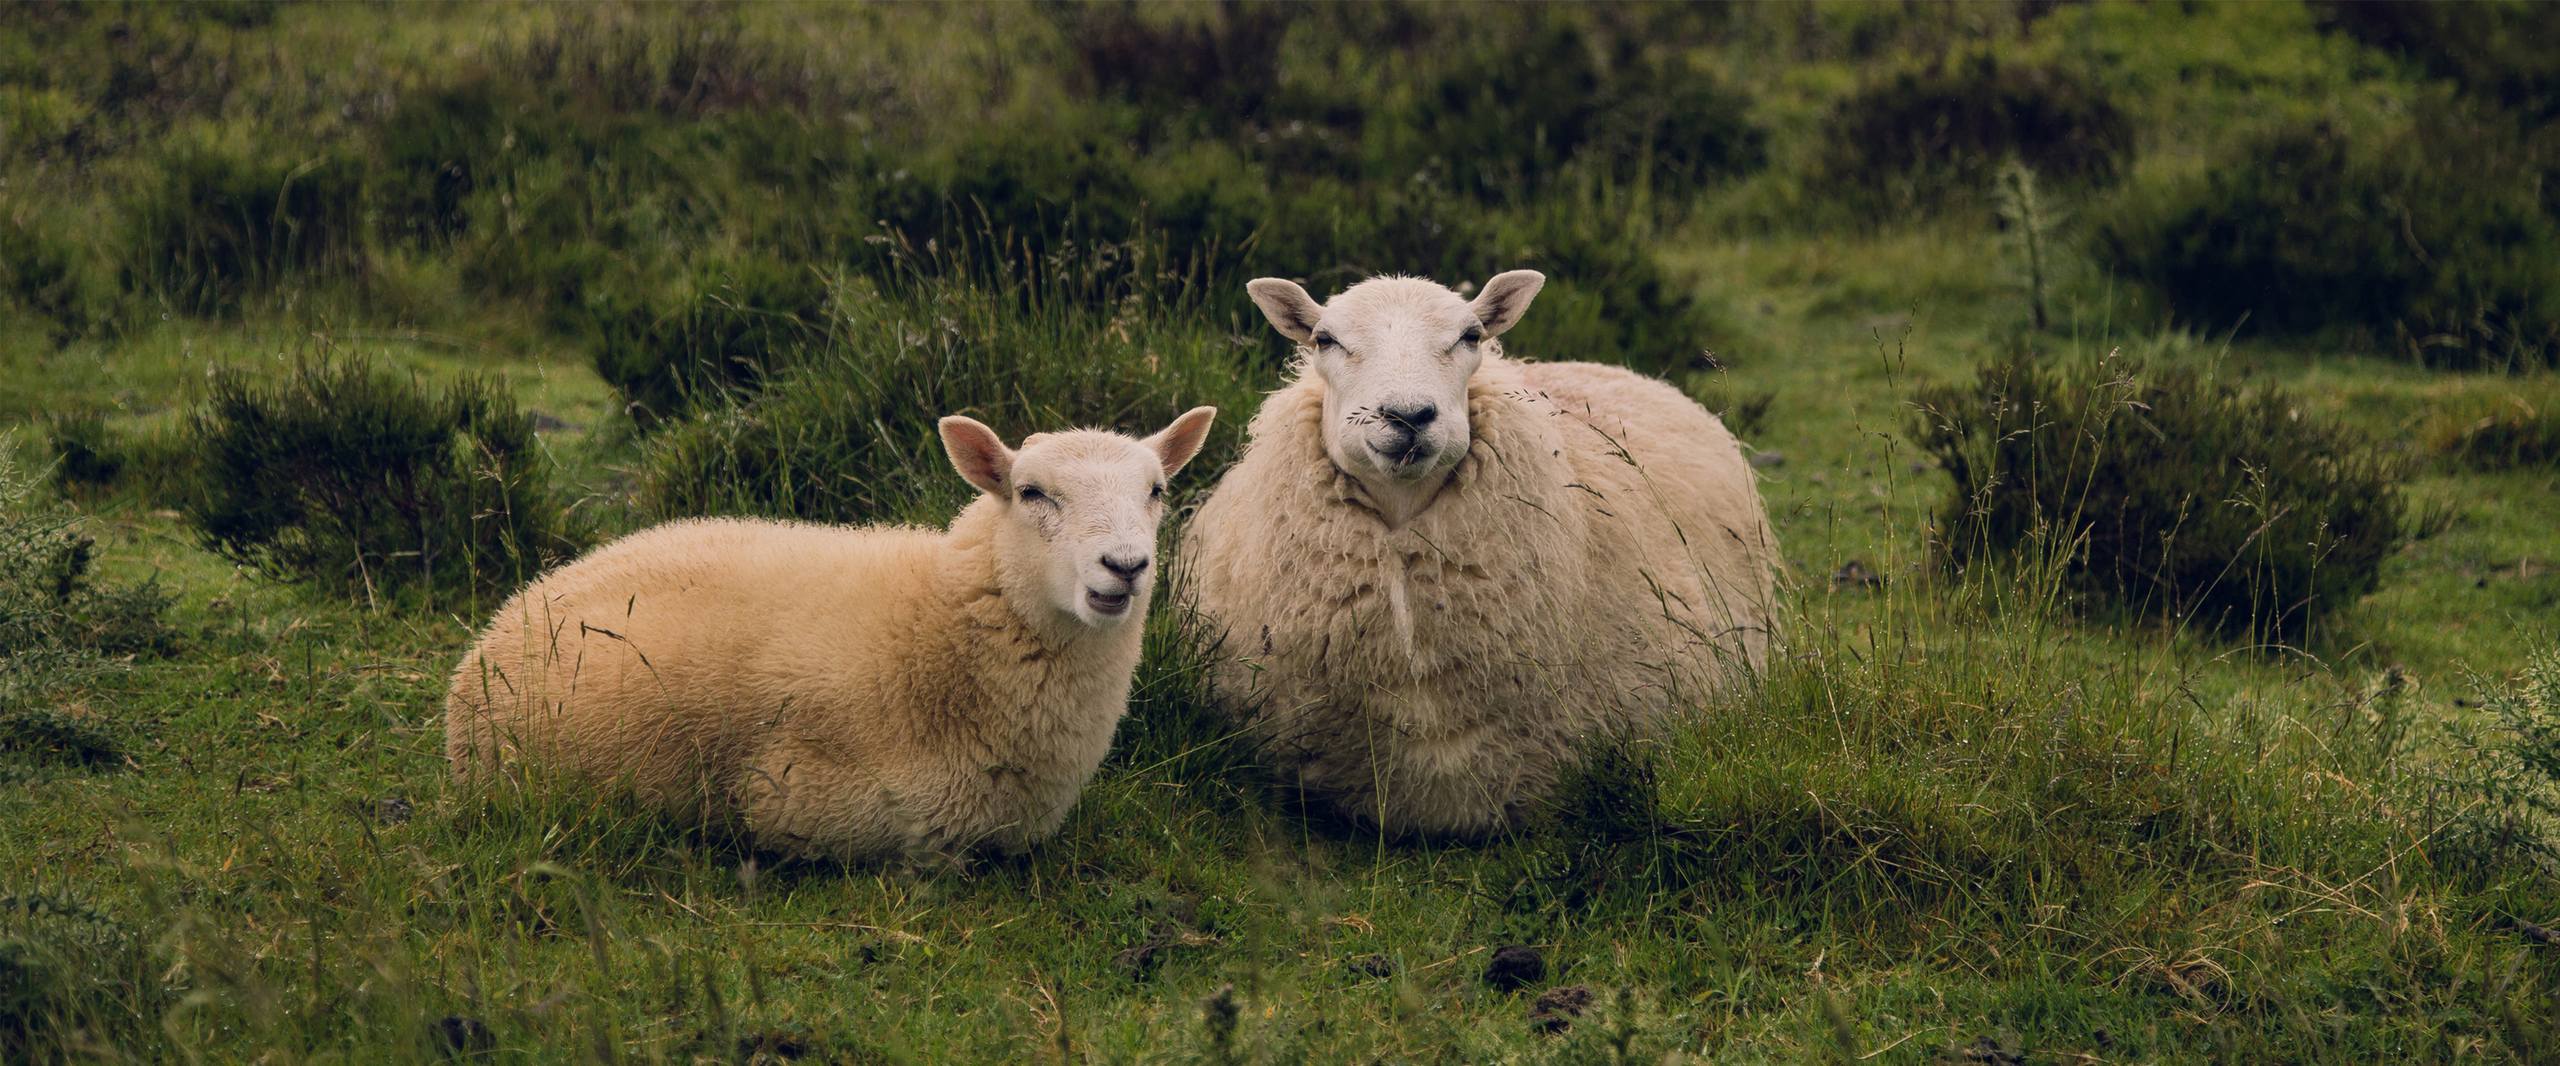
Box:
[4,2,2557,1061]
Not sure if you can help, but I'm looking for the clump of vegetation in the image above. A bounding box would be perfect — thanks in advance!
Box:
[640,281,1254,525]
[0,891,166,1061]
[2432,643,2560,877]
[183,353,585,606]
[1813,51,2131,217]
[587,255,835,426]
[0,446,171,778]
[2428,392,2560,470]
[123,141,370,315]
[0,210,114,344]
[1911,347,2407,638]
[2311,0,2560,123]
[2094,103,2560,369]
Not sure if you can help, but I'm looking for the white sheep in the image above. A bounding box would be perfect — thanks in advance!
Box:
[1182,271,1777,836]
[446,407,1218,866]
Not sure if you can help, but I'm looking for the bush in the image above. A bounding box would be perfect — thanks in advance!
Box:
[0,892,164,1061]
[2428,392,2560,470]
[2311,0,2560,123]
[0,210,113,344]
[640,281,1259,526]
[2094,105,2560,369]
[2433,643,2560,876]
[122,142,369,315]
[182,354,585,606]
[1813,51,2132,216]
[587,254,834,426]
[0,446,171,779]
[1911,347,2407,639]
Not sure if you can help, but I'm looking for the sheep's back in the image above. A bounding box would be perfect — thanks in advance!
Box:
[445,518,940,810]
[1523,360,1779,680]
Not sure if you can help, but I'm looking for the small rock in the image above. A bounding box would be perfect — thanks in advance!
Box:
[1347,953,1396,979]
[431,1015,494,1058]
[527,411,580,433]
[1528,984,1594,1033]
[376,794,415,825]
[1482,944,1546,993]
[1749,450,1786,469]
[1832,560,1882,590]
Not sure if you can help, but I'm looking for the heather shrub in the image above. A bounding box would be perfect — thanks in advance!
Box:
[2430,643,2560,877]
[2093,105,2560,369]
[640,281,1258,526]
[2427,391,2560,470]
[122,142,369,315]
[2311,0,2560,122]
[0,446,172,779]
[587,253,834,426]
[0,210,114,343]
[1814,51,2132,216]
[182,354,585,606]
[1911,347,2407,638]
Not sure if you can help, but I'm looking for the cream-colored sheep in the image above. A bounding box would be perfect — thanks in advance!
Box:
[1182,271,1776,836]
[446,407,1217,866]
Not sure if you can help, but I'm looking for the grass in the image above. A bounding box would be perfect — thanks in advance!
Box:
[4,1,2558,1061]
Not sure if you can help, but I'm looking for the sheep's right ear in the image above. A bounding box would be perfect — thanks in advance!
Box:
[1246,277,1323,344]
[938,416,1014,496]
[1471,269,1545,336]
[1144,406,1219,477]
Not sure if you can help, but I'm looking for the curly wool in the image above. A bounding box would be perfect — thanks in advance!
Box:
[1183,355,1777,836]
[445,501,1144,865]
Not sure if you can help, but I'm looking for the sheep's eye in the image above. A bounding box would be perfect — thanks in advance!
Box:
[1150,483,1166,501]
[1459,326,1484,346]
[1018,486,1048,504]
[1311,332,1338,350]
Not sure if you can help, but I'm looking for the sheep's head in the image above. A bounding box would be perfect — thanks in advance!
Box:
[939,407,1218,629]
[1246,270,1544,524]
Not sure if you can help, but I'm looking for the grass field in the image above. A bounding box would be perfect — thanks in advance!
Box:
[5,2,2559,1062]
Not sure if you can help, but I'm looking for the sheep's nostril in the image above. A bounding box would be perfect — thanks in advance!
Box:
[1100,553,1149,580]
[1380,401,1438,431]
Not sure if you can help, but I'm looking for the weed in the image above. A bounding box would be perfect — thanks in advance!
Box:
[1911,345,2406,638]
[183,351,585,607]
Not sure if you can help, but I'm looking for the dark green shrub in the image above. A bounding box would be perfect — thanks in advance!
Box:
[588,254,834,426]
[0,211,112,344]
[2432,644,2560,877]
[1397,15,1764,202]
[2311,0,2560,123]
[1,448,171,781]
[1911,348,2407,639]
[40,412,122,490]
[374,79,526,245]
[2094,105,2560,369]
[1814,51,2132,216]
[640,282,1259,525]
[183,354,585,606]
[0,892,165,1061]
[2429,393,2560,470]
[1048,0,1302,139]
[123,143,369,315]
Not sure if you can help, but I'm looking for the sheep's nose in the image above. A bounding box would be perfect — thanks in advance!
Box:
[1100,553,1150,581]
[1379,401,1438,432]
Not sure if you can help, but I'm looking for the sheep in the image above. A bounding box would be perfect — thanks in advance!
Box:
[445,406,1219,867]
[1181,270,1777,837]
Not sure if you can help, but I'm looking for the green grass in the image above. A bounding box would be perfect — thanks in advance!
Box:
[5,1,2558,1061]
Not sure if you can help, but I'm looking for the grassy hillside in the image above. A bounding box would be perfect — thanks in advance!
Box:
[5,2,2558,1061]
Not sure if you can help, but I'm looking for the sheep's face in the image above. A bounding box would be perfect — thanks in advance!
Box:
[939,408,1217,629]
[1246,271,1544,523]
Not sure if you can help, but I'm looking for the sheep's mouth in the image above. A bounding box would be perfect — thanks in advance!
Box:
[1085,589,1132,616]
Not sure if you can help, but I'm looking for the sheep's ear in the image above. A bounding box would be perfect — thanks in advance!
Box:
[938,415,1014,496]
[1144,406,1219,477]
[1470,269,1545,336]
[1245,277,1322,343]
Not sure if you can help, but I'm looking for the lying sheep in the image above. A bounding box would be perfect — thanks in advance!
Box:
[1183,271,1777,836]
[446,407,1218,866]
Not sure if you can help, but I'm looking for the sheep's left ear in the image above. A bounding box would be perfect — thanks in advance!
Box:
[1144,406,1218,477]
[938,415,1014,496]
[1470,269,1545,336]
